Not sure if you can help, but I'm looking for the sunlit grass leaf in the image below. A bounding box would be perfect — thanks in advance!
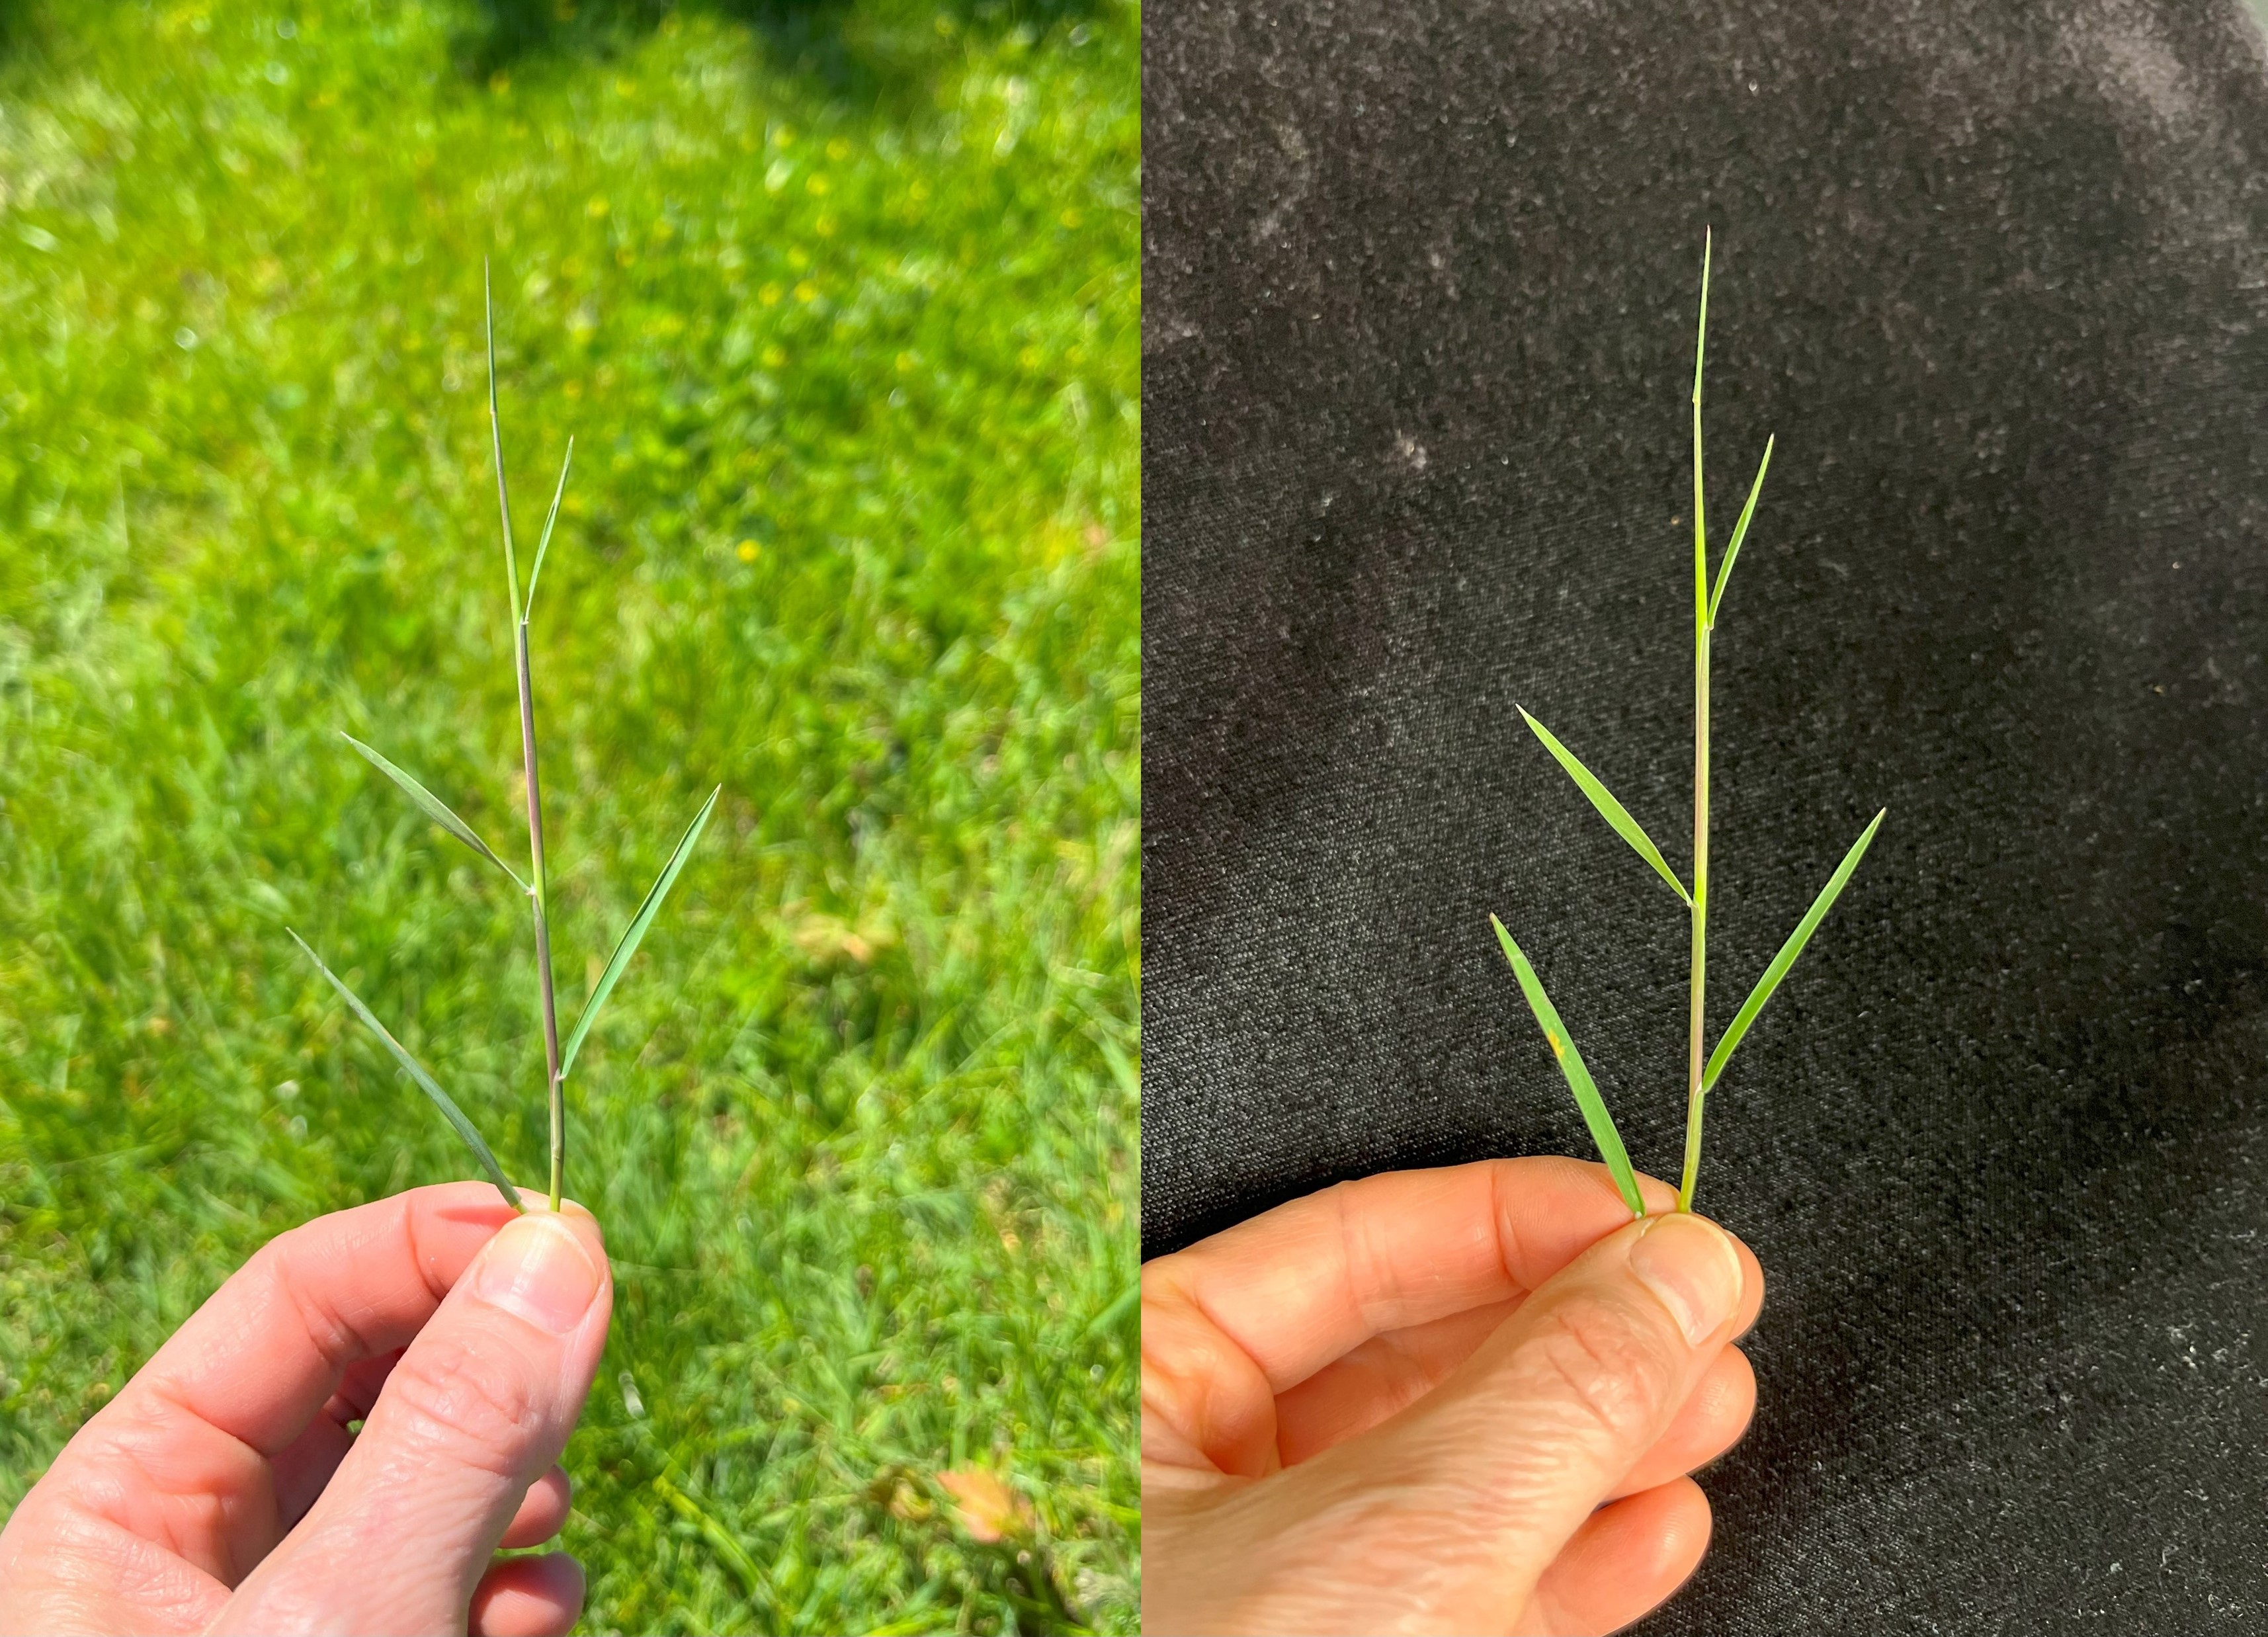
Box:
[1707,435,1774,626]
[560,785,722,1080]
[1701,808,1885,1094]
[1517,708,1691,906]
[287,929,525,1212]
[523,436,574,616]
[1490,915,1646,1217]
[484,261,522,623]
[341,732,528,892]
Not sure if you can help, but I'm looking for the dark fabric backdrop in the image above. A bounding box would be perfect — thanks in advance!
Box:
[1142,0,2268,1627]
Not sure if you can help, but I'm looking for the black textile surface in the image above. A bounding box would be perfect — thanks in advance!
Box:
[1142,0,2268,1627]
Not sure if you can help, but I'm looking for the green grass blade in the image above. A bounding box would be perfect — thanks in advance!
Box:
[341,733,528,892]
[1701,808,1886,1094]
[560,785,721,1080]
[485,260,521,624]
[1707,435,1774,626]
[288,929,524,1212]
[523,436,574,616]
[1517,708,1692,906]
[1490,915,1646,1217]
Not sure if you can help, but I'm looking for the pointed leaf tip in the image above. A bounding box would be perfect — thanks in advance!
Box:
[1701,808,1886,1095]
[559,785,722,1081]
[1708,436,1775,627]
[524,436,575,616]
[1491,917,1646,1217]
[1517,711,1692,905]
[341,734,528,892]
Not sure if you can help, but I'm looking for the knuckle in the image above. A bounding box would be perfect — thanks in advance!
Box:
[374,1329,543,1479]
[1140,1302,1275,1472]
[1522,1295,1679,1445]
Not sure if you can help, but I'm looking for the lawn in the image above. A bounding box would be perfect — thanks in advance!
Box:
[0,1,1139,1631]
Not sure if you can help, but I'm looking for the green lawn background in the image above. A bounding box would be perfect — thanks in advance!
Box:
[0,1,1138,1630]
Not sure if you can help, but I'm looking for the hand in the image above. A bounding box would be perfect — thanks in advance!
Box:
[0,1183,613,1637]
[1142,1157,1764,1636]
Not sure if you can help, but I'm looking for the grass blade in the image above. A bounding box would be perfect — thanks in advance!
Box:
[1490,915,1646,1216]
[523,436,574,616]
[1706,435,1774,626]
[288,929,524,1212]
[560,785,721,1080]
[1517,708,1691,906]
[1701,808,1885,1094]
[485,261,522,624]
[341,733,528,892]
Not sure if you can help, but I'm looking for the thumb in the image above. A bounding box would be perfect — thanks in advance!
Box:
[1257,1210,1747,1632]
[216,1203,612,1636]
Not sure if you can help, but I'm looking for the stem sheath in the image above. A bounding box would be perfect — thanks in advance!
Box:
[517,622,565,1212]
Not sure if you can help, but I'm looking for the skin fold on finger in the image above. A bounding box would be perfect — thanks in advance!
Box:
[469,1552,586,1637]
[1143,1274,1286,1478]
[1271,1232,1762,1468]
[1273,1298,1521,1464]
[1144,1159,1697,1478]
[1605,1345,1753,1501]
[1514,1478,1712,1637]
[123,1184,526,1459]
[499,1466,573,1550]
[269,1348,406,1527]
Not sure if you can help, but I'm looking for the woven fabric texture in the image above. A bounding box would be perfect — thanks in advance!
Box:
[1142,0,2268,1626]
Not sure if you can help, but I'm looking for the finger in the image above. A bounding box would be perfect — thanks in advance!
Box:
[1273,1298,1518,1463]
[499,1466,573,1550]
[1281,1319,1753,1496]
[127,1183,523,1452]
[1517,1479,1712,1636]
[470,1552,586,1637]
[211,1205,610,1636]
[6,1185,521,1589]
[1265,1212,1747,1630]
[270,1348,406,1526]
[1606,1344,1753,1501]
[1144,1158,1701,1477]
[1158,1157,1678,1390]
[1269,1228,1763,1468]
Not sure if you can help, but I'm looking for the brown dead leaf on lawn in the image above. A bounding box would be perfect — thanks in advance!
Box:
[935,1467,1030,1543]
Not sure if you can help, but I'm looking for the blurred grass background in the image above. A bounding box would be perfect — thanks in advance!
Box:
[0,0,1136,1630]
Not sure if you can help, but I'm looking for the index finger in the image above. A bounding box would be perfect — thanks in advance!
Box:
[1146,1157,1757,1397]
[103,1181,527,1459]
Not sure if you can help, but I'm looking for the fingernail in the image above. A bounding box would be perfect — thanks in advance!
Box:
[1628,1214,1743,1346]
[474,1214,602,1335]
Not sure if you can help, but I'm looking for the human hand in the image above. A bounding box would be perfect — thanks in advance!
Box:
[0,1182,612,1637]
[1142,1158,1764,1635]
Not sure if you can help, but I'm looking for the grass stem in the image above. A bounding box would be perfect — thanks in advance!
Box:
[518,624,565,1212]
[1682,230,1712,1214]
[487,267,566,1213]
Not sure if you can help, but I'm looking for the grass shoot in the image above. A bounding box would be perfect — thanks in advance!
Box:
[1493,231,1885,1216]
[291,271,717,1216]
